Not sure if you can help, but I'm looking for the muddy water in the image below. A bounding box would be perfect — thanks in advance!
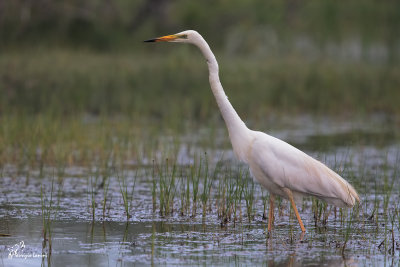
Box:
[1,117,399,266]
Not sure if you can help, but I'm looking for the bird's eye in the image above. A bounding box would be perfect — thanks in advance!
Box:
[177,34,188,39]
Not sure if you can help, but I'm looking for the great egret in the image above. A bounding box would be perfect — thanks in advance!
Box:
[145,30,360,232]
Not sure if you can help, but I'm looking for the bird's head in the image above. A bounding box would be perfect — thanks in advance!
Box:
[144,30,201,44]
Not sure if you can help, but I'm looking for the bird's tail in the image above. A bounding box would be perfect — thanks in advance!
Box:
[343,182,360,207]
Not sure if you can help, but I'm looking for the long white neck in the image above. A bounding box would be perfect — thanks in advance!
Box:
[194,37,253,161]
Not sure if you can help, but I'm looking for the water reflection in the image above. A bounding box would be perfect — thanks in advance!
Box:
[0,217,365,266]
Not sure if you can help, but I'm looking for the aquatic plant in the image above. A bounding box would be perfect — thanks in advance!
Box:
[200,157,214,218]
[40,173,62,263]
[190,161,201,217]
[155,159,178,216]
[243,171,255,223]
[118,170,136,221]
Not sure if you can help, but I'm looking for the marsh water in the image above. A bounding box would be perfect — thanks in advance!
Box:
[1,115,400,266]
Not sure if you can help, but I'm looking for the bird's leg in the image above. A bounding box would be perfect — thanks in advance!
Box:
[299,231,305,241]
[267,194,275,232]
[283,188,306,232]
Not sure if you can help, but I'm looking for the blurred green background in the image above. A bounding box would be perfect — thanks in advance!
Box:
[1,0,400,122]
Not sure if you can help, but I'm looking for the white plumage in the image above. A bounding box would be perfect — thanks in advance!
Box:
[145,30,360,232]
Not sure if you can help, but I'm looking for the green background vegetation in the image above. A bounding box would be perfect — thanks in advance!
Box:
[1,0,400,121]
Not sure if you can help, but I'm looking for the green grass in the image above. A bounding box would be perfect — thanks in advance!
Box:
[40,174,62,263]
[200,156,213,218]
[1,49,399,173]
[155,159,178,216]
[118,170,136,220]
[243,171,255,223]
[1,49,400,123]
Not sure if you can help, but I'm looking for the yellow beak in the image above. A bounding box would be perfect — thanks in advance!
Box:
[144,34,178,42]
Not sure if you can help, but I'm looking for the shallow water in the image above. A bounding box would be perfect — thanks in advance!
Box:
[1,117,400,266]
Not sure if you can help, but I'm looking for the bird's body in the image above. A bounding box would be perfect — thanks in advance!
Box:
[145,30,360,232]
[248,131,358,207]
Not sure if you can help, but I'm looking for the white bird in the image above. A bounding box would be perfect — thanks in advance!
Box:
[145,30,360,232]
